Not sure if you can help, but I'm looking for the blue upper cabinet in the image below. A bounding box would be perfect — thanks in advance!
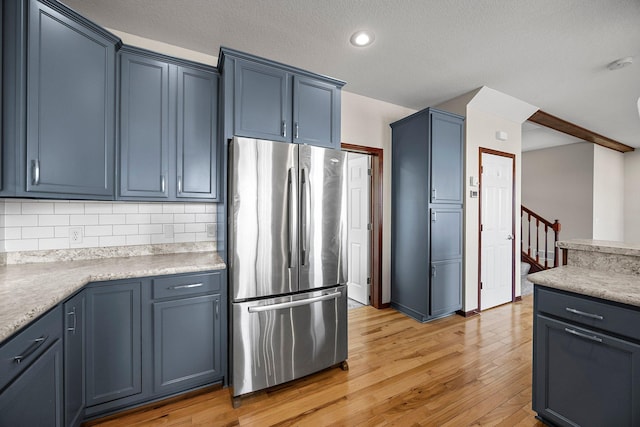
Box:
[430,111,464,204]
[293,76,341,148]
[219,47,345,149]
[234,59,290,142]
[119,50,170,199]
[118,46,220,202]
[2,0,120,199]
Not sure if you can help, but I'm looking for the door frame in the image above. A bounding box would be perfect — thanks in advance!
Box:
[341,143,384,309]
[477,148,516,311]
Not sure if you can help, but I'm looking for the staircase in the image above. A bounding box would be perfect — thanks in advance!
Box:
[521,206,561,273]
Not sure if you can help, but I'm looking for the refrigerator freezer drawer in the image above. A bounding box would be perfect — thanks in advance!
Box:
[232,285,348,397]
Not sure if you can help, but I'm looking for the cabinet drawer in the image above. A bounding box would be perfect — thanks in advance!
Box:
[0,305,62,389]
[536,286,640,341]
[152,272,221,299]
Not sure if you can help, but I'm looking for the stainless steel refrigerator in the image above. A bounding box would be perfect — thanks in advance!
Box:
[228,137,348,401]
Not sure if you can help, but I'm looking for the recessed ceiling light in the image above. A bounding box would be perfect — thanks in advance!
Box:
[607,56,633,70]
[350,30,375,47]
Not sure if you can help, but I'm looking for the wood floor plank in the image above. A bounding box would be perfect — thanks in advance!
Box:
[91,295,545,426]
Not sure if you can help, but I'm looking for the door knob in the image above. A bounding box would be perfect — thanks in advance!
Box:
[507,234,514,240]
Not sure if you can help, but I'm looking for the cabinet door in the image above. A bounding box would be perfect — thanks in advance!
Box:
[0,340,63,427]
[534,315,640,427]
[234,59,290,142]
[430,208,462,262]
[430,112,463,204]
[26,0,115,197]
[119,52,170,198]
[85,282,142,407]
[176,66,219,200]
[293,76,340,148]
[64,292,85,427]
[430,260,462,317]
[153,294,221,395]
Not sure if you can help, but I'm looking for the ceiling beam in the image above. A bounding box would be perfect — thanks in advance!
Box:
[528,110,634,153]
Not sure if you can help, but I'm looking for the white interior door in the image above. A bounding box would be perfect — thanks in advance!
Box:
[347,152,371,305]
[480,152,514,310]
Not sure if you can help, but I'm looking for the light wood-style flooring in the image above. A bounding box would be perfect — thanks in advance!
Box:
[91,296,545,426]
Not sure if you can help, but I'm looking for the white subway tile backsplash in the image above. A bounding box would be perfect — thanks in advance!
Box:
[99,235,126,247]
[126,213,151,224]
[22,226,54,239]
[70,214,99,225]
[113,225,138,235]
[5,239,38,251]
[99,214,126,225]
[174,213,195,223]
[39,238,69,250]
[5,214,38,227]
[138,203,163,214]
[1,200,216,253]
[85,225,113,237]
[151,213,173,224]
[38,214,70,226]
[22,202,54,214]
[54,202,85,214]
[139,224,163,235]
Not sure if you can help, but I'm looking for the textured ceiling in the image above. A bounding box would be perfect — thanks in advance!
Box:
[61,0,640,148]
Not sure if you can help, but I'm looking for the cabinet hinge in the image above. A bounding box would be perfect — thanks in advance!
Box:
[480,281,483,289]
[367,168,372,176]
[480,224,483,231]
[367,223,372,231]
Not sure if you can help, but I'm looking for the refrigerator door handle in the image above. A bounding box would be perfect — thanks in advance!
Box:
[287,167,294,268]
[247,291,341,313]
[301,168,309,266]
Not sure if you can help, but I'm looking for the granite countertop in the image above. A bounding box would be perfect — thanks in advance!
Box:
[528,265,640,308]
[557,239,640,257]
[0,251,226,343]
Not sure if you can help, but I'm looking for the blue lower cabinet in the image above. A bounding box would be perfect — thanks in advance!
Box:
[0,306,64,427]
[63,292,85,427]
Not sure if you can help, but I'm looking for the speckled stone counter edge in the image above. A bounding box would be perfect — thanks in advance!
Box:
[1,241,216,265]
[558,239,640,257]
[0,250,225,344]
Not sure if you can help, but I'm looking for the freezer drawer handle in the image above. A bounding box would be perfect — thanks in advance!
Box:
[248,291,341,313]
[565,307,604,320]
[169,283,204,290]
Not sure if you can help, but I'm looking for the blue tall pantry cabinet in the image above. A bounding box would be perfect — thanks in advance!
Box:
[391,108,464,322]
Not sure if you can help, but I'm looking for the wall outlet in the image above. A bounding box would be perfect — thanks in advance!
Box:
[206,223,216,238]
[69,227,83,244]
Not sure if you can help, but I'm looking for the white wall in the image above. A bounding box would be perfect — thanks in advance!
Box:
[463,107,523,311]
[625,151,640,243]
[341,91,416,303]
[593,145,624,241]
[522,143,594,241]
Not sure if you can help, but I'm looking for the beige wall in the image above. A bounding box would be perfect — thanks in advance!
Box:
[624,151,640,243]
[522,143,594,241]
[341,91,416,303]
[593,145,624,241]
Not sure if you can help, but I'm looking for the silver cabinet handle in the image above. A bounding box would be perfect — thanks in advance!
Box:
[67,307,77,334]
[14,336,48,364]
[287,168,294,268]
[32,159,40,185]
[177,176,182,193]
[295,122,299,139]
[564,327,603,343]
[431,211,437,222]
[282,120,287,138]
[169,283,203,290]
[248,292,341,313]
[565,307,604,320]
[431,265,436,278]
[432,188,437,200]
[215,299,219,320]
[161,175,166,193]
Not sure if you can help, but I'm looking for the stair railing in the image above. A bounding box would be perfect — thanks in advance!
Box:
[521,206,561,272]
